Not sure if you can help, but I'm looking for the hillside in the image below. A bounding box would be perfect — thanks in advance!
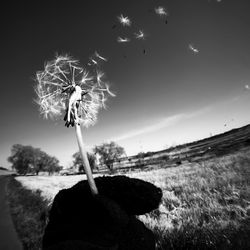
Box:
[111,124,250,171]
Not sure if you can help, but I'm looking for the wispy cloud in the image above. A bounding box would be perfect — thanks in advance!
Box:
[110,107,211,142]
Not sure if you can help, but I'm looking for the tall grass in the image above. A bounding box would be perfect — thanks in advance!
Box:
[6,178,49,250]
[13,148,250,249]
[131,150,250,249]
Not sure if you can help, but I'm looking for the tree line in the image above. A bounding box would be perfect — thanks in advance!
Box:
[8,142,126,175]
[8,144,62,175]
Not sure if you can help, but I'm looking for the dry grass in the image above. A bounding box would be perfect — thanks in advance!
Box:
[15,147,250,249]
[6,178,49,250]
[130,149,250,249]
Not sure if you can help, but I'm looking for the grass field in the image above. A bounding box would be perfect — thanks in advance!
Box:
[10,146,250,249]
[6,178,48,250]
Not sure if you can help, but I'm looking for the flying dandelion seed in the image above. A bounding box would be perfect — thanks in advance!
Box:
[35,54,115,128]
[94,51,108,62]
[89,58,98,66]
[188,44,199,54]
[87,51,107,67]
[118,14,131,26]
[117,37,131,43]
[134,30,146,40]
[245,84,250,90]
[155,6,167,17]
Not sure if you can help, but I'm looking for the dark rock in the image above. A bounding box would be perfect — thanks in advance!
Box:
[43,176,162,250]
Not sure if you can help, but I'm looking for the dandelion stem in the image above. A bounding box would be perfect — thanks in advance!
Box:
[75,123,98,195]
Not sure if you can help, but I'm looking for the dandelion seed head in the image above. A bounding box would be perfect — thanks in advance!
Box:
[35,54,115,127]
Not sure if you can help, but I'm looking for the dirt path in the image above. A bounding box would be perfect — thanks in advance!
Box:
[0,175,23,250]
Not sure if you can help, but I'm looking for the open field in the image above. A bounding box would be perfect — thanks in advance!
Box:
[106,124,250,172]
[14,144,250,249]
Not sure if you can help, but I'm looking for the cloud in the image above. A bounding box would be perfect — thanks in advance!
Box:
[110,107,211,142]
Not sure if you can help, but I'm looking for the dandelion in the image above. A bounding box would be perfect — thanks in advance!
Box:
[117,36,131,43]
[34,54,115,195]
[188,44,199,54]
[155,6,167,17]
[118,14,131,26]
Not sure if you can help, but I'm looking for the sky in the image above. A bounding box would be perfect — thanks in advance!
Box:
[1,0,250,169]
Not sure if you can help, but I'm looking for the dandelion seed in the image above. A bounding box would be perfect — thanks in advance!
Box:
[94,51,108,62]
[118,14,131,26]
[90,58,98,65]
[155,6,167,17]
[188,44,199,54]
[134,30,145,40]
[96,70,105,85]
[81,70,93,84]
[245,84,250,90]
[117,37,130,43]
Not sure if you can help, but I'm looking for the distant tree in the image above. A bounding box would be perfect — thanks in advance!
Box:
[137,152,145,165]
[141,151,153,158]
[93,142,126,170]
[8,144,60,175]
[137,152,145,158]
[8,144,38,175]
[31,148,45,175]
[72,152,96,173]
[43,156,61,175]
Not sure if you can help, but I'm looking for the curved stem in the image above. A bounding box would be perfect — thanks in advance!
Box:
[75,123,98,195]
